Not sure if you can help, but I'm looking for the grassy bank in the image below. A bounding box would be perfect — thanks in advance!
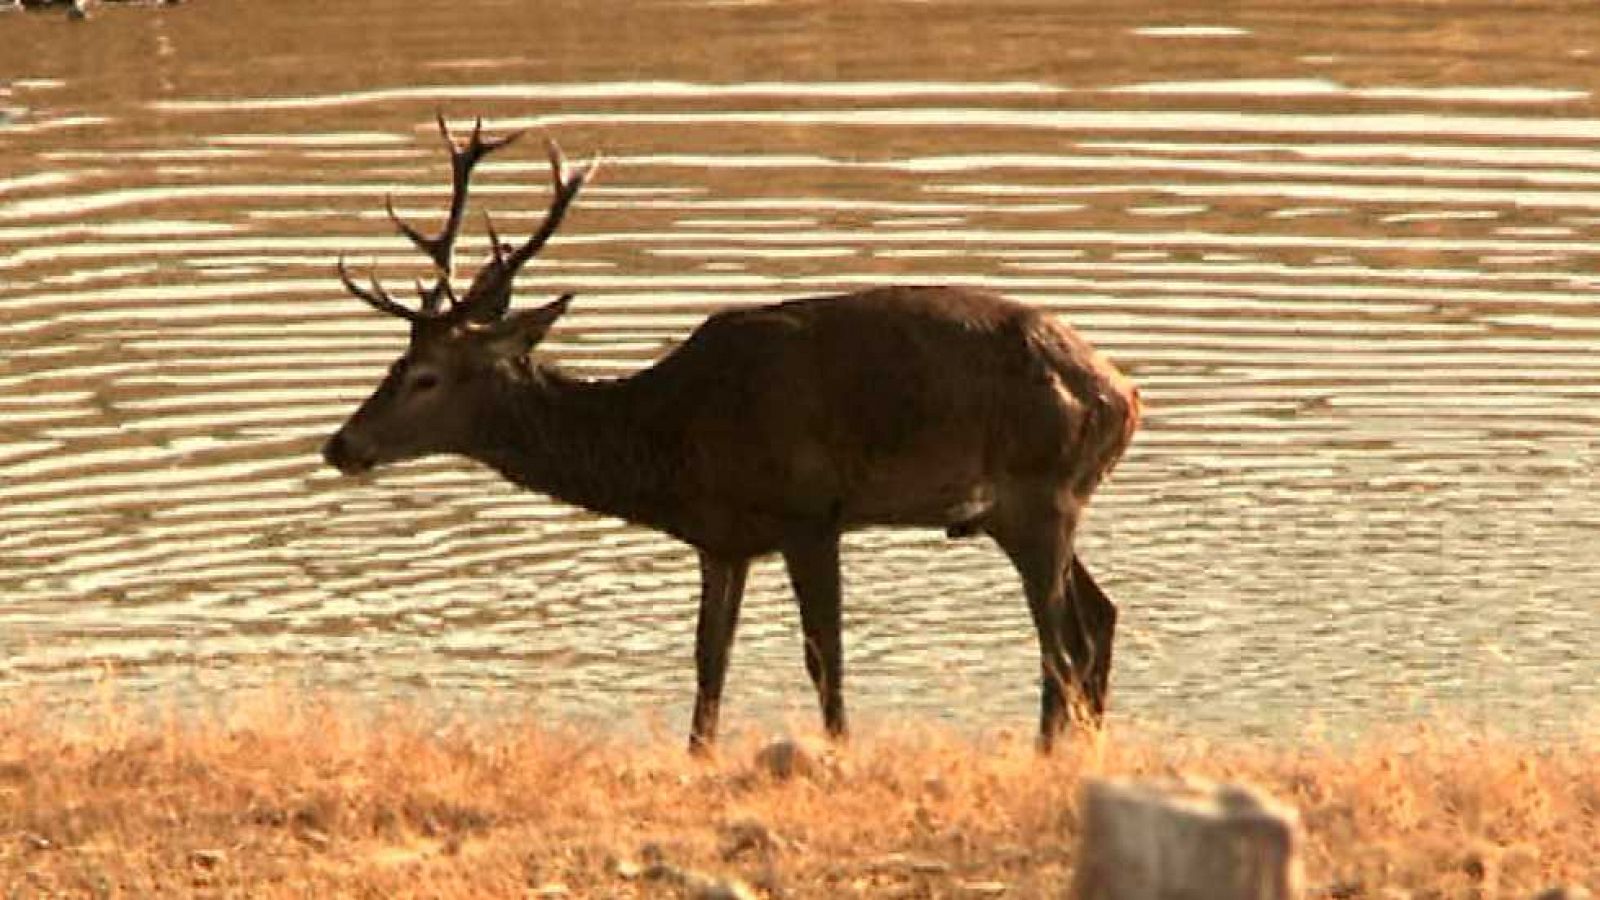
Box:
[0,692,1593,898]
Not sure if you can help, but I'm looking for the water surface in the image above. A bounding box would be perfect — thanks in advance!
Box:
[1,0,1597,737]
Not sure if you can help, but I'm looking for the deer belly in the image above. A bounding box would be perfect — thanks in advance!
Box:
[840,477,995,528]
[772,431,997,528]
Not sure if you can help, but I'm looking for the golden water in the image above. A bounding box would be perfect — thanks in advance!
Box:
[2,0,1597,735]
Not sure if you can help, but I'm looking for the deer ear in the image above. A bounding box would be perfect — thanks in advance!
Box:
[485,294,573,358]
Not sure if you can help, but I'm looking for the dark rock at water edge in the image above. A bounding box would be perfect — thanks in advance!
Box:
[10,0,183,16]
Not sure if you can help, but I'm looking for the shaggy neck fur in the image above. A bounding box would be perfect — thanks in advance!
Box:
[469,360,688,536]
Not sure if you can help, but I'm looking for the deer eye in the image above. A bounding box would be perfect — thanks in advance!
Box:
[410,371,440,393]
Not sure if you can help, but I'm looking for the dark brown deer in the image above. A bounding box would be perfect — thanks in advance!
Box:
[322,116,1142,752]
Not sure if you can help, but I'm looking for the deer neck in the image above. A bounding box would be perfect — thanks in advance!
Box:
[472,361,686,535]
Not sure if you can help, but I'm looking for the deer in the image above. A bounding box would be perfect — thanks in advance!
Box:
[321,115,1142,753]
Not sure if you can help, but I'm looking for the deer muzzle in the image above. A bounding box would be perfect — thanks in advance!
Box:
[322,431,376,476]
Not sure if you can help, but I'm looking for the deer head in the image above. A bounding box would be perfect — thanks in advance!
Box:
[323,115,597,476]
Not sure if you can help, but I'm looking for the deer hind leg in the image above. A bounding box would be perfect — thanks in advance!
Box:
[690,551,750,754]
[990,505,1079,752]
[781,528,847,740]
[1064,556,1117,722]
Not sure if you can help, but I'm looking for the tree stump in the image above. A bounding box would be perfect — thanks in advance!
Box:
[1070,777,1303,900]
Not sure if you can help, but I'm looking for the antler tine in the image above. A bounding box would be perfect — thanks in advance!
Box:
[437,276,460,311]
[483,209,506,267]
[338,255,424,323]
[384,113,522,280]
[468,115,526,157]
[383,193,439,267]
[413,276,444,316]
[413,274,465,316]
[434,110,455,152]
[501,137,600,274]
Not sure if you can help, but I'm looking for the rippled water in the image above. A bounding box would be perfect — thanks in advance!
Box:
[1,0,1596,737]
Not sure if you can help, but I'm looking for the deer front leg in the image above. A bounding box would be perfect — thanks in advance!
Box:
[781,529,847,740]
[689,551,750,754]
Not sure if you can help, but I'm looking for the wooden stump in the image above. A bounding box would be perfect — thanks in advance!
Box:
[1070,777,1303,900]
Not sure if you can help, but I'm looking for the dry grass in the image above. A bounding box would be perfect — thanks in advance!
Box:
[0,689,1593,899]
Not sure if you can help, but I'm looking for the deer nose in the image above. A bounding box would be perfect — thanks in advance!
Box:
[322,431,374,476]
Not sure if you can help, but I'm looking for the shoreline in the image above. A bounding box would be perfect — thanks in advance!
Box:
[5,670,1591,749]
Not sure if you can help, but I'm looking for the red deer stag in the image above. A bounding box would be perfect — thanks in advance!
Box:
[322,116,1142,752]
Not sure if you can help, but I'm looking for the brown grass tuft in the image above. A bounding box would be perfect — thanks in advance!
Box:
[0,690,1593,898]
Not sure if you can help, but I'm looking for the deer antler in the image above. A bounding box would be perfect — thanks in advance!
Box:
[337,254,426,323]
[384,113,522,280]
[451,137,600,323]
[339,114,595,326]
